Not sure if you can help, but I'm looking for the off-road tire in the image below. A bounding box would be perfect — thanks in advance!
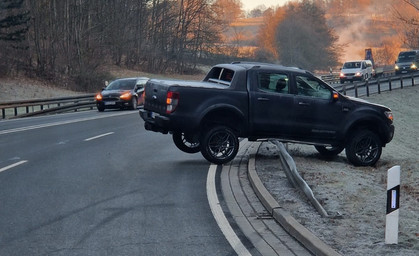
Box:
[200,125,239,165]
[345,130,382,166]
[173,132,200,154]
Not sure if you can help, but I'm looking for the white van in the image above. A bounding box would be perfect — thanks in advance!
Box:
[339,60,373,83]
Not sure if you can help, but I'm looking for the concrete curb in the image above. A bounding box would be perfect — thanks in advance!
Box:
[247,141,342,256]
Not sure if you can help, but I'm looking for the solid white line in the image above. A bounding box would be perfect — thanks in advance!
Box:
[206,164,252,256]
[0,160,28,173]
[84,132,114,141]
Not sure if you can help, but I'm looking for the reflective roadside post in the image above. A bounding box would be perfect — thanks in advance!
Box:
[385,165,400,244]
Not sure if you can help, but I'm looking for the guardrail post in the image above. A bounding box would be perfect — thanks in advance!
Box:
[366,80,369,96]
[354,83,358,97]
[412,74,415,86]
[377,78,381,94]
[2,108,5,119]
[389,77,392,91]
[342,84,346,95]
[400,76,403,89]
[14,107,18,116]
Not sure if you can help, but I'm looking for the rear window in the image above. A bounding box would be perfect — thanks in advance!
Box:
[205,67,234,86]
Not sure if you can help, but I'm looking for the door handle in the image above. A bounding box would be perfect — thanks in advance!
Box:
[298,101,310,106]
[257,97,269,101]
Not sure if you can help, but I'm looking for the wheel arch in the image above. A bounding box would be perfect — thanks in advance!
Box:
[199,105,247,136]
[344,117,388,146]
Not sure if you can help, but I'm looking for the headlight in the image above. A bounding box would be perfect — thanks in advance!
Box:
[355,72,362,77]
[395,65,399,70]
[339,72,345,77]
[120,92,132,100]
[95,94,102,100]
[411,63,417,70]
[385,111,393,123]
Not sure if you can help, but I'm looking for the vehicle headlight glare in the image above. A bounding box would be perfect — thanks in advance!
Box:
[96,94,102,100]
[120,92,132,100]
[411,64,417,69]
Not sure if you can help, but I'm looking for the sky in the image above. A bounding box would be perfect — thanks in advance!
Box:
[240,0,290,11]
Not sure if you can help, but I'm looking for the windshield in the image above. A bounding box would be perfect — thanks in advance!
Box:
[343,62,361,69]
[106,79,136,90]
[397,52,416,63]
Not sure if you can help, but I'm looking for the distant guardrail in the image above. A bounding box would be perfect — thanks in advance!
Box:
[0,94,96,119]
[331,72,419,97]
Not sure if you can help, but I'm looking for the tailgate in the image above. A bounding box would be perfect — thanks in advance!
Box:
[144,79,170,114]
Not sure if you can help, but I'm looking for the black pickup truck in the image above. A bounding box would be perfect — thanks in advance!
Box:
[140,62,394,166]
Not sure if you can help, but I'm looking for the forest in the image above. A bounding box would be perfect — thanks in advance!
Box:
[1,0,418,91]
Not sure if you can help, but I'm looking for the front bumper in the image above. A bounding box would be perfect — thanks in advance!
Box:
[97,99,132,109]
[385,124,395,145]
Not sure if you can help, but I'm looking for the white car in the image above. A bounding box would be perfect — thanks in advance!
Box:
[339,60,373,83]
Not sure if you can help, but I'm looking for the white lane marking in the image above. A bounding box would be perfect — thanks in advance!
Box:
[0,112,134,135]
[0,160,28,173]
[206,164,252,256]
[84,132,114,141]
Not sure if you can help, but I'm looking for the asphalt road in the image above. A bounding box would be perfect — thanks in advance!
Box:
[0,110,235,255]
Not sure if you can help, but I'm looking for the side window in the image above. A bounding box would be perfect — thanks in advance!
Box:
[258,72,289,94]
[206,67,234,86]
[295,75,331,100]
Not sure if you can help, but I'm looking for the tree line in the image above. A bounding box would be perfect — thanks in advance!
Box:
[1,0,416,92]
[0,0,240,91]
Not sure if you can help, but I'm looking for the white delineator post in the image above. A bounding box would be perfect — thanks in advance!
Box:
[385,165,400,244]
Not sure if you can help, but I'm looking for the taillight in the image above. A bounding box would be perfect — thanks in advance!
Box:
[166,91,179,113]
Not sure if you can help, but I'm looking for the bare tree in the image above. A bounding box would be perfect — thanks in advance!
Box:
[392,0,419,48]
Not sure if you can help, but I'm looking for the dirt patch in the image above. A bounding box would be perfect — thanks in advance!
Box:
[256,86,418,256]
[0,77,83,103]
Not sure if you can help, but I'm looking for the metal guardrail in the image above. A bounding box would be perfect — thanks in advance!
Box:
[0,94,96,119]
[332,72,419,97]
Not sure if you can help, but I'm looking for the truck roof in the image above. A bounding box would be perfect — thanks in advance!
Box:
[215,62,310,74]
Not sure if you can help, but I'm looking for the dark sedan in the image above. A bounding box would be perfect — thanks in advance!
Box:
[95,77,149,112]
